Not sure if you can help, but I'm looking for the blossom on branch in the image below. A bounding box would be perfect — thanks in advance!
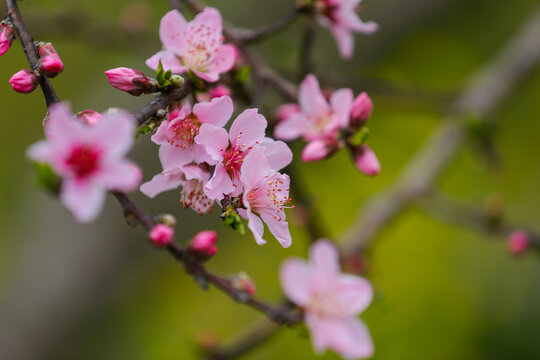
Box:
[315,0,378,59]
[146,7,235,82]
[275,74,380,175]
[37,42,63,78]
[27,103,141,222]
[280,240,374,359]
[238,147,292,248]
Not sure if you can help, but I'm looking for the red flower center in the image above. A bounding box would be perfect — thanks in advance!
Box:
[66,145,100,179]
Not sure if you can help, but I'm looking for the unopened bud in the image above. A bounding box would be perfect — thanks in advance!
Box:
[77,110,103,126]
[275,103,301,123]
[353,144,380,176]
[188,230,218,261]
[0,23,15,56]
[105,67,150,96]
[37,43,63,78]
[508,230,529,256]
[342,253,367,275]
[148,224,174,247]
[301,138,339,162]
[350,92,373,127]
[231,272,256,298]
[9,69,39,93]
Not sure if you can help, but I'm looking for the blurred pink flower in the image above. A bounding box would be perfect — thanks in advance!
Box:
[27,103,141,222]
[146,8,235,82]
[196,108,292,201]
[188,230,218,260]
[316,0,378,59]
[353,145,380,176]
[280,240,374,359]
[149,224,174,247]
[274,74,353,142]
[508,230,529,255]
[238,147,292,248]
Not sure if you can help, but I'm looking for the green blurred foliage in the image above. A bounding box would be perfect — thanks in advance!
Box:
[1,0,540,359]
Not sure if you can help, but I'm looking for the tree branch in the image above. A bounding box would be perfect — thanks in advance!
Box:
[418,192,540,250]
[341,7,540,254]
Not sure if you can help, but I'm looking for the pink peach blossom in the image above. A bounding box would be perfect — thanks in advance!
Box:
[152,95,234,171]
[350,92,373,127]
[238,147,292,248]
[302,138,339,162]
[195,108,292,201]
[149,224,174,247]
[274,74,353,142]
[280,240,374,359]
[316,0,378,59]
[146,8,235,83]
[27,103,141,222]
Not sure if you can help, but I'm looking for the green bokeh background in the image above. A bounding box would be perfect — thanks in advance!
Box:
[1,0,540,359]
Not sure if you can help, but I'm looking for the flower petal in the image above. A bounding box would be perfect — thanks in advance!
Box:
[310,240,341,275]
[329,88,354,130]
[207,44,236,75]
[158,143,194,170]
[203,164,234,201]
[60,178,106,223]
[260,212,292,248]
[273,112,308,141]
[229,108,267,148]
[195,124,229,163]
[140,168,184,198]
[245,209,266,245]
[261,138,293,171]
[280,258,314,306]
[193,95,233,127]
[330,25,354,59]
[146,50,187,74]
[159,9,187,54]
[299,74,330,114]
[335,274,373,316]
[90,109,135,159]
[96,161,142,192]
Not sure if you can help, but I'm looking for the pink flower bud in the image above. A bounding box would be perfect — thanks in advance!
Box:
[231,272,256,296]
[301,138,339,162]
[188,230,218,261]
[9,69,39,93]
[275,103,301,123]
[37,43,63,78]
[148,224,174,247]
[105,67,150,96]
[77,110,103,126]
[508,230,529,255]
[209,85,231,98]
[0,23,15,56]
[350,92,373,127]
[353,145,380,176]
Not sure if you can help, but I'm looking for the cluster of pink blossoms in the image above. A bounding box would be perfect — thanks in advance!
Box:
[140,95,294,248]
[275,74,380,176]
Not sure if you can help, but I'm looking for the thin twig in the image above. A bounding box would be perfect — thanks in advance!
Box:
[341,7,540,254]
[298,14,317,80]
[233,7,302,44]
[418,192,540,250]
